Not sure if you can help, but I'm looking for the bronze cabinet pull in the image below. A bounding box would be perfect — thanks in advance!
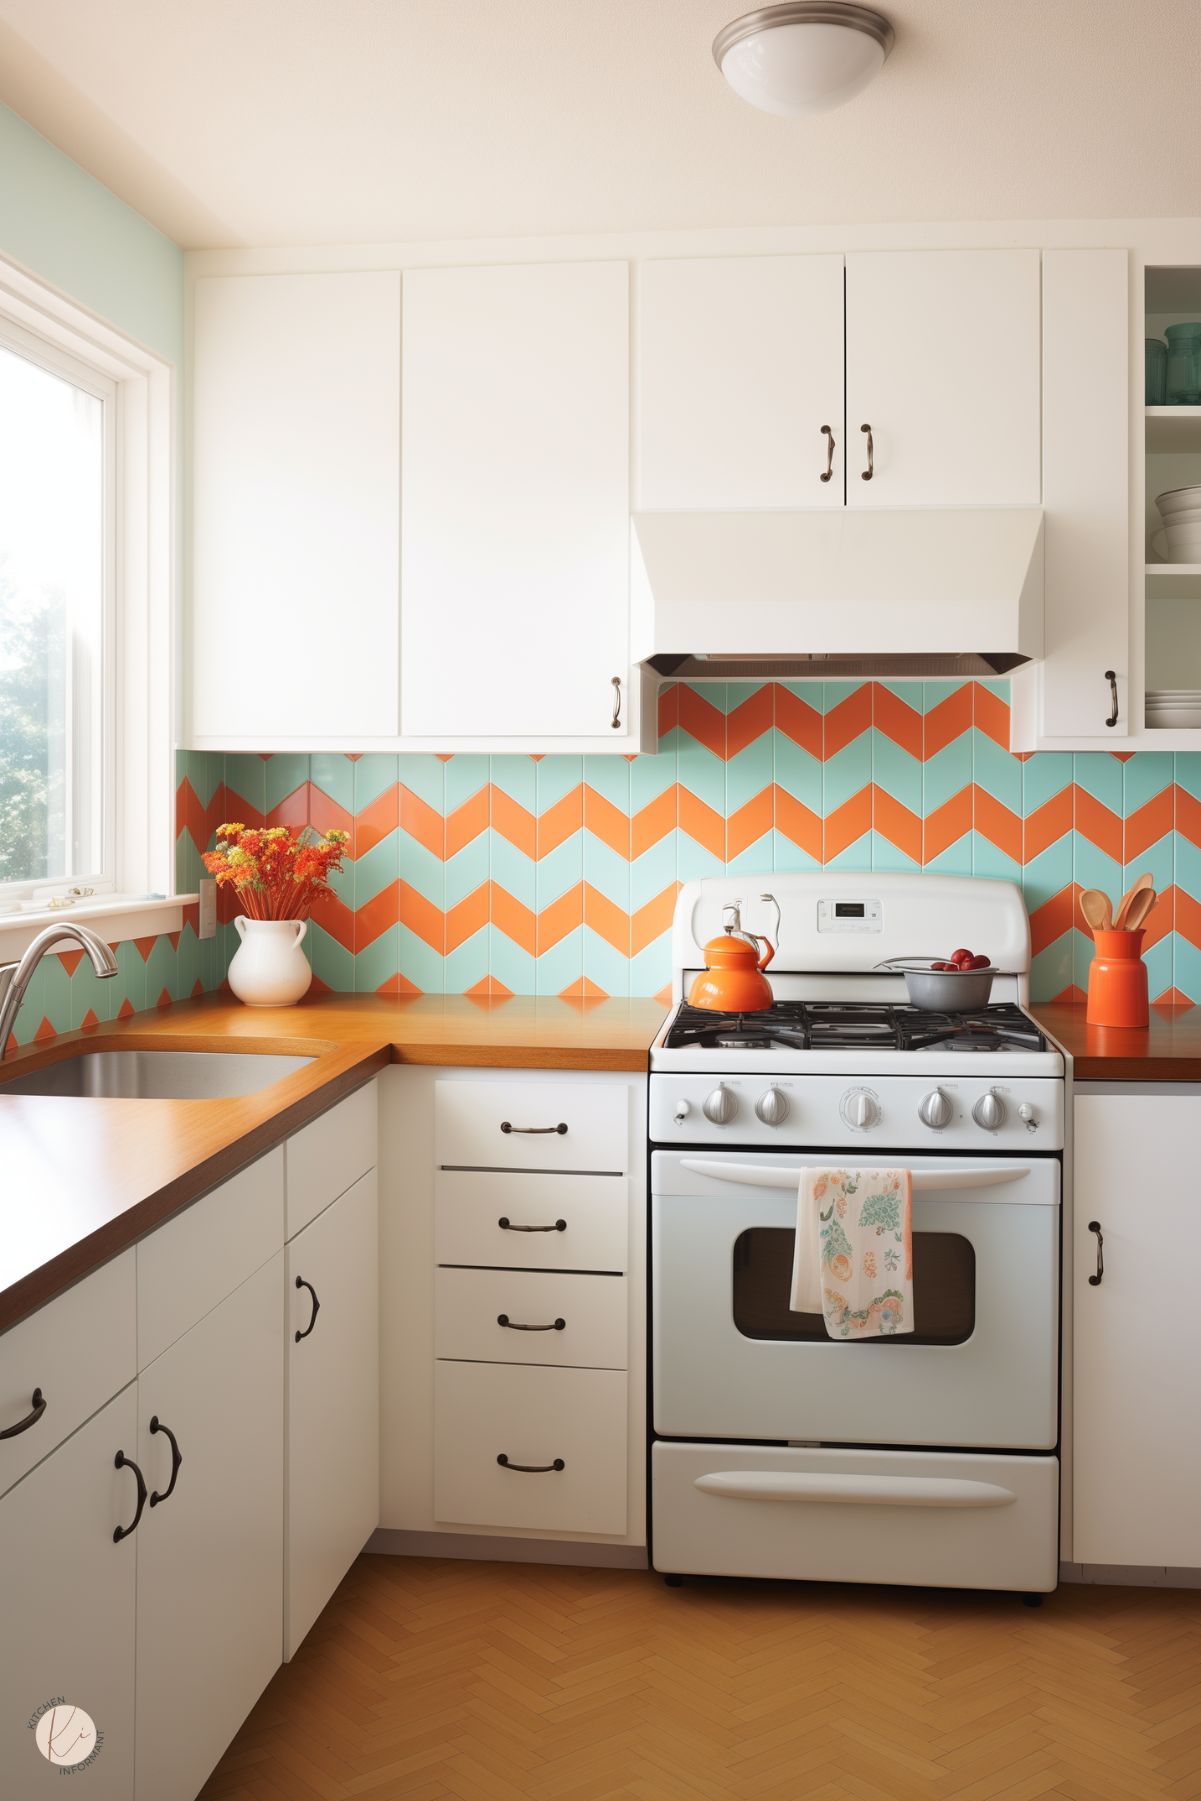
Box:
[113,1449,148,1542]
[860,422,874,480]
[497,1454,565,1473]
[498,1217,567,1233]
[148,1415,183,1507]
[497,1314,566,1332]
[611,676,622,730]
[1105,670,1119,728]
[820,423,836,482]
[500,1121,567,1135]
[0,1386,46,1439]
[294,1275,321,1342]
[1088,1220,1104,1286]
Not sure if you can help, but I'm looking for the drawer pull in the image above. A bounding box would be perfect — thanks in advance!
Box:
[294,1275,321,1342]
[497,1453,566,1474]
[498,1216,568,1233]
[497,1313,566,1332]
[148,1415,183,1507]
[500,1121,568,1135]
[113,1449,148,1542]
[1088,1220,1104,1285]
[0,1385,46,1439]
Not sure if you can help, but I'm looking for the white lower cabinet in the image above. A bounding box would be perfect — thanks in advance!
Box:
[1073,1091,1201,1568]
[134,1255,284,1801]
[435,1267,627,1369]
[0,1386,137,1798]
[285,1168,379,1659]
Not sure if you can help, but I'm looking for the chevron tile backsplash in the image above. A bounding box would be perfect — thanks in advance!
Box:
[175,679,1201,1007]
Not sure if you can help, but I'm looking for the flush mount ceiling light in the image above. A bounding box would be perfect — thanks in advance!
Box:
[713,3,895,116]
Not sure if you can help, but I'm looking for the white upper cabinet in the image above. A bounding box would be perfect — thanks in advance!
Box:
[401,260,636,743]
[637,254,845,510]
[844,249,1041,507]
[191,271,401,744]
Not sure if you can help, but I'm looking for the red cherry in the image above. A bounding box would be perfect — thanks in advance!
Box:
[950,947,972,965]
[931,961,956,971]
[967,954,991,970]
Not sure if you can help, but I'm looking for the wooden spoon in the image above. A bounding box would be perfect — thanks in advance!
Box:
[1080,889,1113,932]
[1115,871,1154,930]
[1122,886,1157,932]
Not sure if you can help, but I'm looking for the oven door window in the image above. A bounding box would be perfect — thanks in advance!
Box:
[732,1228,975,1345]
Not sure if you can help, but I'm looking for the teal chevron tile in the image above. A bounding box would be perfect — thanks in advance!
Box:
[143,935,177,1009]
[585,837,628,921]
[873,734,922,812]
[445,754,488,812]
[978,678,1011,705]
[169,923,201,1004]
[631,838,676,911]
[1124,752,1173,813]
[1144,935,1172,1001]
[537,837,582,910]
[727,829,773,876]
[353,927,398,993]
[490,930,535,995]
[1073,836,1122,902]
[631,747,673,812]
[1174,937,1201,1001]
[819,680,864,717]
[922,680,965,714]
[490,755,536,808]
[774,735,822,817]
[630,935,671,998]
[395,926,444,994]
[354,754,399,813]
[972,835,1020,882]
[825,831,872,871]
[677,740,724,821]
[681,679,727,729]
[444,927,488,993]
[1176,752,1201,800]
[583,928,630,999]
[1176,835,1201,900]
[872,833,920,872]
[823,738,871,813]
[723,679,762,718]
[1022,752,1072,816]
[9,963,45,1045]
[177,747,223,807]
[1072,923,1096,999]
[726,735,773,814]
[924,738,973,814]
[111,939,148,1018]
[492,835,535,911]
[675,830,722,884]
[536,931,582,997]
[175,829,202,896]
[974,734,1021,813]
[224,754,267,820]
[265,754,310,814]
[1074,752,1123,811]
[1031,934,1073,1002]
[199,929,224,995]
[771,827,820,872]
[310,754,355,813]
[877,678,926,710]
[445,836,489,908]
[399,753,445,813]
[307,920,353,992]
[1022,837,1074,914]
[537,756,582,812]
[923,836,973,877]
[358,831,401,911]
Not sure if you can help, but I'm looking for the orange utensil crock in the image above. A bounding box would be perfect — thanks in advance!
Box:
[687,931,776,1012]
[1086,928,1149,1028]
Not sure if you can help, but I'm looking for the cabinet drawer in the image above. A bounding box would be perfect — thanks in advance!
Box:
[138,1148,283,1368]
[436,1079,627,1174]
[435,1361,627,1535]
[286,1081,378,1238]
[436,1170,627,1271]
[436,1268,626,1369]
[0,1251,136,1497]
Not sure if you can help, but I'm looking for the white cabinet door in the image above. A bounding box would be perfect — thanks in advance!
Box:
[1073,1093,1201,1567]
[285,1170,379,1659]
[0,1387,137,1799]
[845,249,1041,507]
[135,1256,284,1801]
[637,254,845,510]
[401,260,632,740]
[191,271,401,743]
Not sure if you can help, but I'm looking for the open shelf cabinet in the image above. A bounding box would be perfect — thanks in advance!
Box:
[1145,267,1201,727]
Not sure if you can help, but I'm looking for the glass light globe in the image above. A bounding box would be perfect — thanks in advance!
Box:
[714,4,894,117]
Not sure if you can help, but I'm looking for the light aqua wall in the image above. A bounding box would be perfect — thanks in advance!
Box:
[0,102,182,361]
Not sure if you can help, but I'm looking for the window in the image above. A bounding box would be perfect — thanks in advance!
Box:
[0,329,112,898]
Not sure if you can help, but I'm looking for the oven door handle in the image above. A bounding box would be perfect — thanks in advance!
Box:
[677,1160,1030,1192]
[694,1471,1017,1508]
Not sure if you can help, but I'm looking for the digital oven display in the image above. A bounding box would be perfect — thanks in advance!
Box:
[835,903,865,918]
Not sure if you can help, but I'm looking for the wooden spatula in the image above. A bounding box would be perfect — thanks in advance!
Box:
[1080,889,1113,932]
[1122,885,1157,932]
[1115,871,1154,930]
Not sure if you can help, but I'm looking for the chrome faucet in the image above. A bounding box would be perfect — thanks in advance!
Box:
[0,923,119,1058]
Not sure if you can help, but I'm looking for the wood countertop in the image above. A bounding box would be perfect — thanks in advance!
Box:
[0,993,666,1334]
[1030,1001,1201,1081]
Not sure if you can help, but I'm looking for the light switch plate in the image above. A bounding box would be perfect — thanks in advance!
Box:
[198,878,217,941]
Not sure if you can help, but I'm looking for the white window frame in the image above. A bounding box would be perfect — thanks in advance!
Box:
[0,253,193,960]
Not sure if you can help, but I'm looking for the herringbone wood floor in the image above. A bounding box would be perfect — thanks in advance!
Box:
[199,1556,1201,1801]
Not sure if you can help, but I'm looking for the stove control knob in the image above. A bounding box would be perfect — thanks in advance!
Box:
[673,1100,691,1125]
[842,1089,879,1130]
[755,1087,790,1127]
[1018,1101,1037,1127]
[972,1088,1006,1131]
[918,1088,953,1130]
[703,1085,738,1126]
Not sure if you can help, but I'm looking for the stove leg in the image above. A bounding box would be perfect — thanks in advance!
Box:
[1021,1593,1044,1607]
[663,1573,685,1588]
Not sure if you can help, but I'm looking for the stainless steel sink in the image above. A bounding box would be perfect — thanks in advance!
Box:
[0,1049,317,1100]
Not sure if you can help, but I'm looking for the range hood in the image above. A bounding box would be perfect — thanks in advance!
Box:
[630,508,1044,679]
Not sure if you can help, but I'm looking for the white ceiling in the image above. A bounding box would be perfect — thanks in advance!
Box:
[0,0,1197,251]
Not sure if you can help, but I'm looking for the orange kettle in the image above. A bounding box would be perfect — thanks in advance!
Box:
[688,901,777,1012]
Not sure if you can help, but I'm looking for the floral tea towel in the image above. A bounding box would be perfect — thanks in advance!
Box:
[789,1167,913,1340]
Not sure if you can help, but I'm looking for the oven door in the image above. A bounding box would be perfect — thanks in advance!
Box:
[652,1150,1059,1450]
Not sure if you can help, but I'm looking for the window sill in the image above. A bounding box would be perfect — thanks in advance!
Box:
[0,895,201,962]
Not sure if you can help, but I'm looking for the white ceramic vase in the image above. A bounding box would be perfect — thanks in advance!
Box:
[228,917,312,1007]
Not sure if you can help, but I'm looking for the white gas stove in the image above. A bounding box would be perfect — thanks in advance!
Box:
[649,871,1064,1600]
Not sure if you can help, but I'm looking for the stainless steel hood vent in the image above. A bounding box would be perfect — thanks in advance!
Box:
[630,508,1044,672]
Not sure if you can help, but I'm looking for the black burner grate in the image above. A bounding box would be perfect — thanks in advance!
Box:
[664,1001,1045,1054]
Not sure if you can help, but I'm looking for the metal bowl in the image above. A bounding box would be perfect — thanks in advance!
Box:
[879,960,997,1012]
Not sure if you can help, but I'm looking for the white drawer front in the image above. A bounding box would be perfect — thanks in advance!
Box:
[0,1251,136,1497]
[435,1361,627,1535]
[138,1148,284,1368]
[652,1443,1059,1592]
[436,1079,628,1175]
[286,1080,378,1238]
[436,1268,626,1369]
[436,1170,627,1272]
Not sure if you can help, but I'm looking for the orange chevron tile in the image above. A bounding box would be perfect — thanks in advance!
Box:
[677,685,725,757]
[57,948,85,976]
[824,684,872,757]
[398,785,443,858]
[1140,883,1173,949]
[1023,784,1074,858]
[775,787,822,860]
[972,682,1011,750]
[581,785,629,856]
[657,682,680,737]
[1053,984,1088,1003]
[1074,786,1123,861]
[80,1008,100,1030]
[823,786,872,859]
[872,685,923,759]
[1124,785,1174,860]
[539,882,584,951]
[446,884,490,952]
[539,785,584,855]
[394,879,444,952]
[632,884,679,957]
[924,787,973,860]
[559,976,609,1000]
[1176,783,1201,846]
[376,972,424,997]
[314,892,355,952]
[678,787,725,859]
[117,997,135,1020]
[583,883,631,956]
[655,982,672,1006]
[774,685,822,757]
[726,684,773,755]
[445,786,489,857]
[467,975,514,999]
[924,684,974,756]
[631,786,675,857]
[1175,885,1201,948]
[1156,988,1193,1005]
[973,785,1023,861]
[1028,882,1080,956]
[873,787,923,863]
[306,784,354,838]
[354,784,397,857]
[726,788,774,858]
[33,1016,55,1041]
[491,884,537,956]
[489,785,536,857]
